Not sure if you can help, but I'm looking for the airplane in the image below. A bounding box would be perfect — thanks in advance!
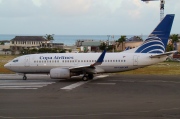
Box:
[4,14,175,81]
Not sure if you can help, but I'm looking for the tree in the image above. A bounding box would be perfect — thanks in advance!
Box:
[134,36,143,41]
[166,44,173,52]
[44,34,54,41]
[0,42,5,45]
[170,34,179,43]
[116,35,127,51]
[99,42,107,51]
[169,34,179,51]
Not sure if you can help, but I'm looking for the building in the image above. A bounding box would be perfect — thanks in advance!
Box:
[10,36,47,53]
[177,42,180,52]
[10,36,64,54]
[116,36,143,51]
[76,40,103,52]
[0,40,11,55]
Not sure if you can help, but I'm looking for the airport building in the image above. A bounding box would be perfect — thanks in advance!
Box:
[76,40,102,52]
[116,36,143,51]
[9,36,64,54]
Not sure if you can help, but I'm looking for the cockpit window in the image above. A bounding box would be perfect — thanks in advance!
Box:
[13,59,19,63]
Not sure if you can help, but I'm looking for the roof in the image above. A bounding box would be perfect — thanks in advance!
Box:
[82,41,101,46]
[126,36,142,42]
[11,36,46,41]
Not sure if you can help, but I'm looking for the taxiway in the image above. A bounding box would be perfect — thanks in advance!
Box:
[0,74,180,119]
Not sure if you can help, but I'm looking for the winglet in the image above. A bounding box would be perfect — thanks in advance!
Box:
[91,50,106,66]
[124,46,130,51]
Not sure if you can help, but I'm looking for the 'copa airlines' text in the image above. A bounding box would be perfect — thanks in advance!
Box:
[40,56,74,60]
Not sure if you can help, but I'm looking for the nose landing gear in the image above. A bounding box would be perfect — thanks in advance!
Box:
[23,74,27,80]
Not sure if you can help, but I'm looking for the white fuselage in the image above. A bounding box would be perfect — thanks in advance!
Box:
[5,53,167,74]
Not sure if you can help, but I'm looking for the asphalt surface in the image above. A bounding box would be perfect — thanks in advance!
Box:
[0,74,180,119]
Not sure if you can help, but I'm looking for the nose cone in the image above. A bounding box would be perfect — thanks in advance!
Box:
[4,63,11,70]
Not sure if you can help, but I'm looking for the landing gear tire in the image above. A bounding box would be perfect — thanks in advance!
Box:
[82,76,88,81]
[88,74,94,80]
[23,75,27,80]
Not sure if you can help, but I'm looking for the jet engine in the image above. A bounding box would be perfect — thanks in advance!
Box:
[50,68,70,79]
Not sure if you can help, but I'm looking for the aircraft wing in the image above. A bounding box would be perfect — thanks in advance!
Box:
[69,50,106,73]
[149,51,177,58]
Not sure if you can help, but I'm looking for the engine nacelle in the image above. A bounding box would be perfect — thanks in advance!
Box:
[50,68,70,79]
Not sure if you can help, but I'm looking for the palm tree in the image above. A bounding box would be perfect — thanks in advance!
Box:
[169,34,179,50]
[44,34,54,42]
[99,42,107,51]
[117,35,127,51]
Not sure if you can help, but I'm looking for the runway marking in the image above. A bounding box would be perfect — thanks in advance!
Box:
[94,75,109,79]
[61,75,109,90]
[95,83,116,85]
[109,80,180,84]
[0,80,55,90]
[61,81,89,90]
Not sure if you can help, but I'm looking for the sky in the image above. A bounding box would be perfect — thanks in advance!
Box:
[0,0,179,35]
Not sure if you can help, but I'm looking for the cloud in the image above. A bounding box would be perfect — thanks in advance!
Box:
[32,0,42,7]
[0,0,179,35]
[0,0,40,17]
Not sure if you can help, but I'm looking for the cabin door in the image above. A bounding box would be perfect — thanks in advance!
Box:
[25,56,30,66]
[133,56,138,66]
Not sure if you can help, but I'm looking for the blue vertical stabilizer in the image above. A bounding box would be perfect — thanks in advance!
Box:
[135,14,175,54]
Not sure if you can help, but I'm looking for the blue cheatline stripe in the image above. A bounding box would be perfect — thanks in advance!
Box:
[135,39,165,53]
[141,46,164,53]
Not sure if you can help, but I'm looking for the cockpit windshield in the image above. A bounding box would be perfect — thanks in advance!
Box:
[12,59,19,63]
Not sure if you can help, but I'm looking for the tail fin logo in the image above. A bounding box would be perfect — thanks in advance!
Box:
[135,37,165,54]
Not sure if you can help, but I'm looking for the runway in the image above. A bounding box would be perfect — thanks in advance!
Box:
[0,74,180,119]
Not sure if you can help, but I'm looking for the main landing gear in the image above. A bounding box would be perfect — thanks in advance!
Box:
[23,74,27,80]
[82,74,94,81]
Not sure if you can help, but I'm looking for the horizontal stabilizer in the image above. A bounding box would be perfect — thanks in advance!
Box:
[149,51,177,58]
